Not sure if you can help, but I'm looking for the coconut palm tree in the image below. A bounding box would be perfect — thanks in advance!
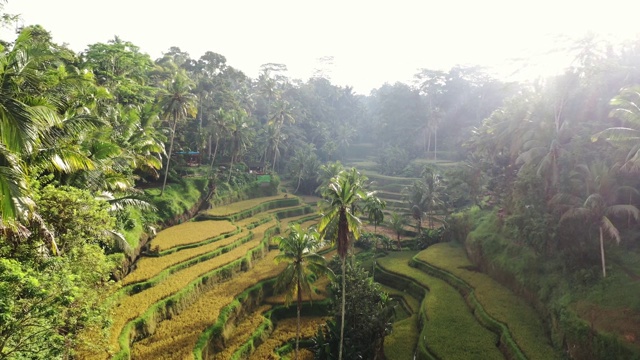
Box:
[158,70,196,195]
[595,86,640,171]
[403,181,427,234]
[316,161,343,194]
[226,109,252,183]
[388,211,407,250]
[208,108,230,170]
[555,163,640,277]
[274,224,329,360]
[318,169,366,360]
[364,195,386,277]
[268,99,295,172]
[364,195,386,234]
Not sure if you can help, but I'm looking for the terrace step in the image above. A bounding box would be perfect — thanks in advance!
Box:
[200,196,300,221]
[131,251,284,360]
[249,316,328,360]
[148,220,237,253]
[412,243,561,360]
[212,305,272,360]
[124,230,251,285]
[105,221,278,358]
[376,251,503,360]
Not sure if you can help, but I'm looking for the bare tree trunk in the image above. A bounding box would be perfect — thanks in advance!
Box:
[161,117,177,196]
[600,226,606,278]
[272,146,278,173]
[208,134,212,159]
[228,156,234,183]
[434,125,438,161]
[209,136,219,169]
[338,256,346,360]
[296,279,302,360]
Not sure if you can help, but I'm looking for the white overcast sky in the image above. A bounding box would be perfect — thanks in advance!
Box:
[4,0,640,94]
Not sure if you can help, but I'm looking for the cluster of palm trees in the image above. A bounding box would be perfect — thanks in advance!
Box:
[468,64,640,277]
[275,168,385,360]
[0,29,204,254]
[402,166,447,236]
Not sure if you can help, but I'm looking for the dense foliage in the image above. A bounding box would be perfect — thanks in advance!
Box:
[312,260,393,360]
[3,0,640,357]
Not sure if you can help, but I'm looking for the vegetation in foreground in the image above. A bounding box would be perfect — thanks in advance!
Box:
[3,1,640,357]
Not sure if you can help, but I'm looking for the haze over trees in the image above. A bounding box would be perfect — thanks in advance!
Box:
[2,2,640,358]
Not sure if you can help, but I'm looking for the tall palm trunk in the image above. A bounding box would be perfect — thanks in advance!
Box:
[272,145,278,173]
[296,278,302,360]
[207,134,212,159]
[434,125,438,161]
[228,156,234,183]
[209,136,219,170]
[294,164,304,194]
[600,226,607,278]
[339,255,346,360]
[337,207,349,360]
[161,116,177,196]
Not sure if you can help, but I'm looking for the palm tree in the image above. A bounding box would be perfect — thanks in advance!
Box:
[364,195,386,277]
[288,144,318,194]
[555,163,640,277]
[403,181,426,234]
[316,161,344,194]
[268,99,295,172]
[158,70,196,195]
[0,29,68,254]
[318,169,366,360]
[0,29,59,221]
[388,212,407,250]
[421,167,446,229]
[274,224,329,360]
[364,195,386,234]
[594,86,640,171]
[208,108,231,170]
[226,109,252,183]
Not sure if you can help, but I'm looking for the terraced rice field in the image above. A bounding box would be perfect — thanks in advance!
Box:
[123,230,251,285]
[106,222,277,354]
[83,189,559,360]
[130,251,284,359]
[377,251,503,360]
[203,195,295,218]
[150,220,237,252]
[249,316,328,360]
[76,194,320,359]
[414,243,561,360]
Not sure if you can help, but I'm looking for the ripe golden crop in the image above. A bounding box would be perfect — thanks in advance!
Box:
[151,220,236,252]
[204,196,289,217]
[212,305,272,360]
[123,231,252,285]
[131,250,286,360]
[249,316,328,360]
[107,222,276,352]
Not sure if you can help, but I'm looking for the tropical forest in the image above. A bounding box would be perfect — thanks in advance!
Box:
[2,3,640,360]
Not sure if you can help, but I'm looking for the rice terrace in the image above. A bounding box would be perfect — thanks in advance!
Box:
[3,1,640,359]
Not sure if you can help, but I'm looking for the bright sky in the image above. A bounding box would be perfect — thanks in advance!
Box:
[4,0,640,94]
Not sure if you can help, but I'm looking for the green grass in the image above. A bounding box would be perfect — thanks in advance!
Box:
[376,191,404,201]
[361,170,418,187]
[415,242,561,360]
[379,284,420,313]
[120,207,146,248]
[201,197,300,221]
[377,251,503,360]
[384,314,419,360]
[146,178,210,220]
